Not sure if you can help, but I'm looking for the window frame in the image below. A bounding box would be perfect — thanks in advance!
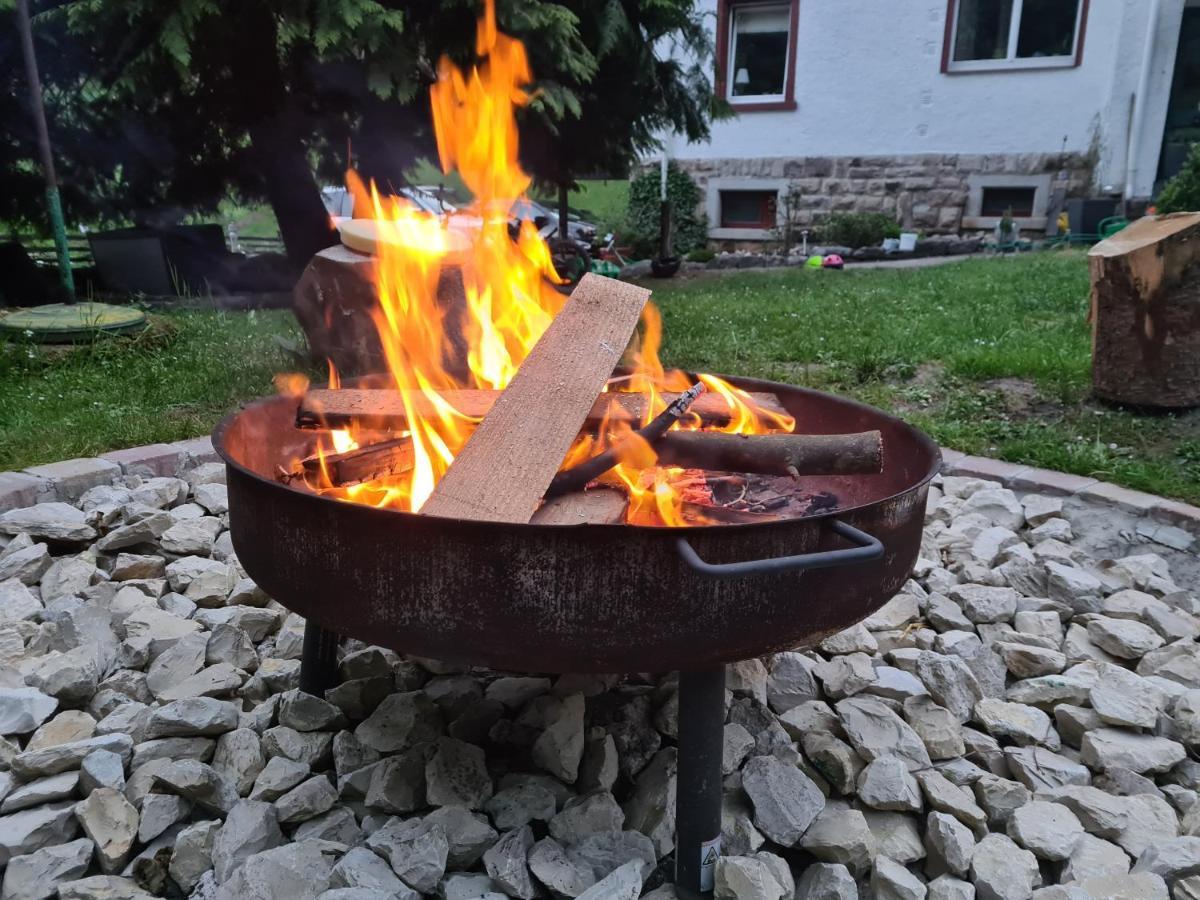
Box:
[706,177,788,240]
[716,0,800,112]
[940,0,1091,74]
[719,189,779,229]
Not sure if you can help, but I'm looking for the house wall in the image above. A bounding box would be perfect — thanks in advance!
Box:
[672,0,1185,239]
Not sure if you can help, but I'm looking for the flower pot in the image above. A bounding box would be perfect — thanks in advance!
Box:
[651,256,681,278]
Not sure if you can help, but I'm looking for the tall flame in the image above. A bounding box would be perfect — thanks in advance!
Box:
[294,0,795,525]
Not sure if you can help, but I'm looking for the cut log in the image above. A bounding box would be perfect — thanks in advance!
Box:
[298,437,413,486]
[531,488,629,525]
[654,430,882,476]
[420,273,651,523]
[1089,213,1200,408]
[296,387,788,431]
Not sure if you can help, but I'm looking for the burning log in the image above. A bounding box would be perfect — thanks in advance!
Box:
[295,387,788,431]
[654,430,882,477]
[294,437,414,486]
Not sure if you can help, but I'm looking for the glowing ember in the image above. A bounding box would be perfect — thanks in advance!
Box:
[290,0,796,525]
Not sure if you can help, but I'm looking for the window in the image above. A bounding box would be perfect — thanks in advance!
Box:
[945,0,1086,72]
[716,1,798,110]
[980,186,1037,217]
[720,190,777,228]
[730,5,790,99]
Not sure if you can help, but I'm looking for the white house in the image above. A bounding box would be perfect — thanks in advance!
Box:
[668,0,1200,242]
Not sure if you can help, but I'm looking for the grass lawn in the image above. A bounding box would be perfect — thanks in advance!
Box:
[2,250,1197,503]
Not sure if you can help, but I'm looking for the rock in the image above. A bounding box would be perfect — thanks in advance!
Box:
[722,723,755,775]
[802,732,863,795]
[275,775,338,824]
[145,697,239,738]
[0,504,96,543]
[973,698,1055,747]
[1113,794,1180,858]
[549,791,624,844]
[1046,563,1103,615]
[950,585,1018,624]
[0,543,50,585]
[56,875,154,899]
[212,728,265,797]
[1042,785,1129,839]
[532,693,585,783]
[741,754,824,846]
[366,818,448,894]
[0,687,57,734]
[355,692,442,754]
[1131,836,1200,882]
[858,757,923,812]
[971,834,1040,900]
[12,733,132,779]
[1088,617,1166,660]
[0,578,43,622]
[794,862,858,900]
[1081,729,1187,775]
[329,846,411,897]
[74,787,138,873]
[528,836,595,896]
[1005,746,1091,792]
[0,836,93,900]
[160,517,223,556]
[211,800,284,883]
[364,746,428,813]
[904,696,966,760]
[215,840,339,900]
[836,696,932,770]
[153,759,239,815]
[1007,800,1084,861]
[26,647,98,706]
[1061,834,1130,881]
[714,855,786,899]
[927,875,974,900]
[261,726,332,770]
[164,556,235,607]
[813,653,877,700]
[917,770,987,831]
[870,854,927,900]
[277,690,345,734]
[622,747,676,857]
[960,488,1024,530]
[1073,873,1169,899]
[916,652,983,724]
[995,643,1067,679]
[485,782,557,830]
[137,793,191,843]
[800,804,876,875]
[421,805,497,868]
[926,811,974,878]
[766,652,820,713]
[425,737,493,809]
[483,825,537,899]
[576,860,642,900]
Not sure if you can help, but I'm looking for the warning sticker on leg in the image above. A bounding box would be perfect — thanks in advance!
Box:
[699,836,721,891]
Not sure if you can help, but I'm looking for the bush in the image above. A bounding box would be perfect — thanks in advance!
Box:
[686,247,715,263]
[624,163,707,259]
[1157,143,1200,214]
[818,212,902,249]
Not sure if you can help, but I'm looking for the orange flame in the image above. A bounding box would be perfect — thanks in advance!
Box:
[294,0,795,525]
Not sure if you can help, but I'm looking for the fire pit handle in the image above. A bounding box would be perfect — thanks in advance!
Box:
[674,519,883,579]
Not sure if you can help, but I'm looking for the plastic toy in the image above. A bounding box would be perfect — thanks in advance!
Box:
[805,255,824,268]
[822,254,845,269]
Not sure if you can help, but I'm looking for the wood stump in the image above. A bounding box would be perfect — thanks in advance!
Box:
[1089,213,1200,408]
[292,244,469,379]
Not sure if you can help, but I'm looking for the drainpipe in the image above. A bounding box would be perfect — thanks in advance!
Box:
[1126,0,1164,201]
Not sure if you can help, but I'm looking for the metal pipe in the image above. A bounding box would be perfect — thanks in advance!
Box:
[299,621,341,695]
[1127,0,1164,200]
[14,0,75,299]
[675,666,726,899]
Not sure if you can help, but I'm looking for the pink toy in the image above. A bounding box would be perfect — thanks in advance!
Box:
[822,254,844,269]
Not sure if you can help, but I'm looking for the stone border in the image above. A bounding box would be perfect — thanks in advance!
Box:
[1,438,1196,546]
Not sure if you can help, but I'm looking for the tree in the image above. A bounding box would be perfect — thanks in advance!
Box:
[6,0,721,265]
[1157,143,1200,214]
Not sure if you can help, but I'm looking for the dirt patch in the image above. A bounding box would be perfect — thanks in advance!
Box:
[981,377,1040,413]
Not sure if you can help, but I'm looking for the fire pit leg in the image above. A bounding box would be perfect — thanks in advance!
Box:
[299,621,341,695]
[674,665,725,899]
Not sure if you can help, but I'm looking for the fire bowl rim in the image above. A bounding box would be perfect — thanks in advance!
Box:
[213,372,942,532]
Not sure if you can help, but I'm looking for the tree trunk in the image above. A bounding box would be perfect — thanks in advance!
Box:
[558,181,570,242]
[1089,212,1200,408]
[249,119,336,268]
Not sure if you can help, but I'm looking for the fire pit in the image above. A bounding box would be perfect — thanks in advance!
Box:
[214,376,937,898]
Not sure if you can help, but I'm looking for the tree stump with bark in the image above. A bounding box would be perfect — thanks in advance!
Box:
[1089,212,1200,408]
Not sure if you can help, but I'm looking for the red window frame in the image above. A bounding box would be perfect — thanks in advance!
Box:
[719,190,778,229]
[715,0,800,112]
[940,0,1091,74]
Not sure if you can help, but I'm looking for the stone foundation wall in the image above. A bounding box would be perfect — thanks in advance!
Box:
[674,152,1095,240]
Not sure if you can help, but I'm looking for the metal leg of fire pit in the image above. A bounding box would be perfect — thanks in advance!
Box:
[675,665,726,899]
[299,621,341,696]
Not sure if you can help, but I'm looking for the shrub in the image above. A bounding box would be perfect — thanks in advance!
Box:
[1157,143,1200,214]
[623,163,707,258]
[686,247,715,263]
[818,212,902,249]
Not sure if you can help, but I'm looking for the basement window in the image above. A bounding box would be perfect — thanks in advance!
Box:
[947,0,1085,72]
[728,4,791,100]
[720,190,778,229]
[980,186,1037,218]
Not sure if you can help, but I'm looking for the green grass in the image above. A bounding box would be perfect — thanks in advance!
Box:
[1,250,1196,503]
[0,310,314,469]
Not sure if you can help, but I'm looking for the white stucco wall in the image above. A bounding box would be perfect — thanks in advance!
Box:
[680,0,1184,197]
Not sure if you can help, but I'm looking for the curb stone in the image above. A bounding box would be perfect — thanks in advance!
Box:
[0,440,1197,542]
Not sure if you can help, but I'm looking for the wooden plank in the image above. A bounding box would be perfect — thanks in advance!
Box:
[296,387,789,431]
[531,488,629,525]
[420,273,650,523]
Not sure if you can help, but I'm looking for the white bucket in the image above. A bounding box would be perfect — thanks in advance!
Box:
[882,238,900,252]
[898,232,918,252]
